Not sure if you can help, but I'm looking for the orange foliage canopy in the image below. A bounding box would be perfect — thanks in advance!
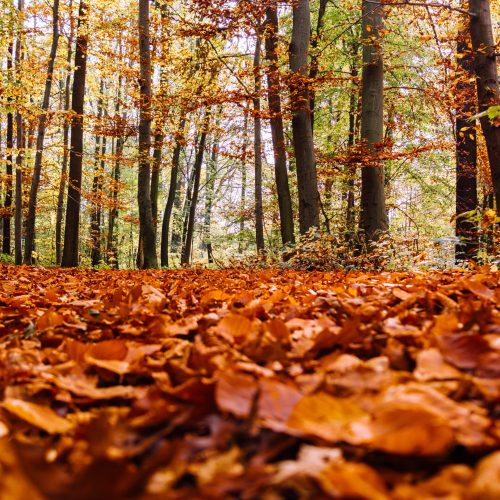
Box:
[0,265,499,498]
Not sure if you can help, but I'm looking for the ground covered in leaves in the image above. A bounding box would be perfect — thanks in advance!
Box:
[0,264,499,499]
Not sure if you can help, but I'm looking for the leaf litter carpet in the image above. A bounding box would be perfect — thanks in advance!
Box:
[0,264,499,499]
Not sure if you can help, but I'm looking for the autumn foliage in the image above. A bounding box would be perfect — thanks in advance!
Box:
[0,264,499,498]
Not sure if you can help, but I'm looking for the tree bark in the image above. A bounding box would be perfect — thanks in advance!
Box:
[264,4,295,245]
[61,0,88,267]
[290,0,320,235]
[14,0,25,265]
[161,113,186,267]
[455,34,479,262]
[90,80,105,267]
[151,131,162,228]
[181,110,210,266]
[309,0,328,131]
[55,11,74,266]
[238,112,249,254]
[468,0,500,215]
[3,43,14,256]
[359,0,388,242]
[24,0,60,264]
[137,0,157,268]
[107,68,124,269]
[203,138,218,264]
[253,33,265,252]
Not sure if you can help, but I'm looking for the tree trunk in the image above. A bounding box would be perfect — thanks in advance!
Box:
[107,69,124,269]
[253,33,265,252]
[203,138,218,264]
[359,0,388,242]
[90,81,104,267]
[290,0,320,235]
[309,0,328,131]
[455,34,479,262]
[151,131,162,228]
[61,0,88,267]
[161,113,186,267]
[264,4,295,245]
[24,0,60,264]
[137,0,157,268]
[55,11,74,266]
[181,110,210,265]
[3,42,14,256]
[238,112,248,254]
[468,0,500,214]
[14,110,23,265]
[14,0,25,265]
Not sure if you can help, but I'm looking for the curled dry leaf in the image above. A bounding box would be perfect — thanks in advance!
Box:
[2,399,73,434]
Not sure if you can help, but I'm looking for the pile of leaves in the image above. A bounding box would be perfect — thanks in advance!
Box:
[0,264,499,499]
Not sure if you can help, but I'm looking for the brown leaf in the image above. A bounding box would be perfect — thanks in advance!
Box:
[2,399,73,434]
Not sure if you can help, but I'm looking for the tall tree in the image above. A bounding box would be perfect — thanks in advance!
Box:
[14,0,24,265]
[55,4,74,265]
[309,0,328,131]
[61,0,89,267]
[455,32,478,262]
[160,113,186,267]
[468,0,500,214]
[290,0,320,234]
[359,0,388,242]
[90,80,105,267]
[181,109,210,265]
[24,0,60,264]
[2,41,14,256]
[264,3,295,245]
[137,0,157,268]
[253,33,265,252]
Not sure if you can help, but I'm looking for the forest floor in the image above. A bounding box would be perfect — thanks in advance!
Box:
[0,264,499,499]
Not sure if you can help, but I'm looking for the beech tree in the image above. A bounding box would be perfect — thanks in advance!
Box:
[359,0,388,242]
[264,3,294,245]
[290,0,320,234]
[137,0,157,268]
[455,30,478,262]
[23,0,60,264]
[469,0,500,214]
[61,0,88,267]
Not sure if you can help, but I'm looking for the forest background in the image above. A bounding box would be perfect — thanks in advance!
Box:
[0,0,499,270]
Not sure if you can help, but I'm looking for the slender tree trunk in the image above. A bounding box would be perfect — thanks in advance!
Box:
[107,69,124,269]
[90,81,104,267]
[264,4,295,245]
[181,110,210,265]
[61,0,88,267]
[359,0,388,242]
[309,0,328,131]
[204,138,218,264]
[14,110,23,265]
[468,0,500,215]
[238,112,249,254]
[160,113,186,267]
[151,131,162,228]
[55,14,74,265]
[346,43,360,232]
[108,135,123,269]
[14,0,25,265]
[455,34,479,262]
[290,0,320,235]
[137,0,157,268]
[253,33,265,252]
[24,0,60,264]
[3,43,14,256]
